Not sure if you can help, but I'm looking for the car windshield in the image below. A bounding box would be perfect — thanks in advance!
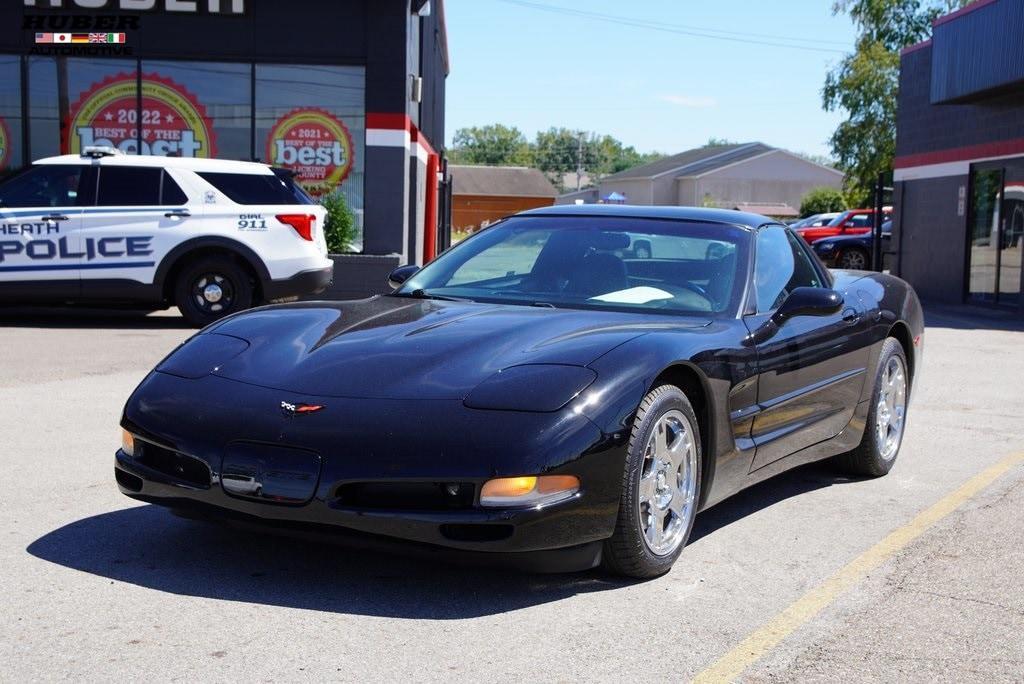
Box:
[827,211,853,227]
[397,216,750,315]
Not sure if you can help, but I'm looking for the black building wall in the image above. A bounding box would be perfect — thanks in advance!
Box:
[894,0,1024,313]
[896,44,1024,162]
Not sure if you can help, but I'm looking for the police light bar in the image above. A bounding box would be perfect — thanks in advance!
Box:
[81,146,122,159]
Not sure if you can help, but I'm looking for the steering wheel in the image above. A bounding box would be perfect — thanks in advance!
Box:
[654,282,715,309]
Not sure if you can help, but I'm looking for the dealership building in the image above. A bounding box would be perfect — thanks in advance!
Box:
[894,0,1023,315]
[0,0,449,296]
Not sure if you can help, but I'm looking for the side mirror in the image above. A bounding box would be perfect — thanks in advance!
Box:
[748,287,844,345]
[387,264,420,290]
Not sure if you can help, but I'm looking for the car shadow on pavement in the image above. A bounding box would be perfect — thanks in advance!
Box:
[923,303,1024,332]
[689,461,861,544]
[0,306,191,329]
[27,462,857,619]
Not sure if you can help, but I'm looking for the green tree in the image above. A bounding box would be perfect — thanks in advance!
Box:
[703,137,737,147]
[800,187,847,217]
[824,0,970,204]
[449,124,530,166]
[533,128,664,189]
[320,190,358,254]
[533,127,592,178]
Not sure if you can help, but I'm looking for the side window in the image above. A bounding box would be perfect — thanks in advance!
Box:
[161,171,188,205]
[0,165,84,208]
[97,167,162,206]
[849,213,871,228]
[754,226,823,313]
[197,172,296,205]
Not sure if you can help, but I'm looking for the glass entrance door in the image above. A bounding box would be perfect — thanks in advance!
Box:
[968,166,1002,303]
[1000,160,1024,306]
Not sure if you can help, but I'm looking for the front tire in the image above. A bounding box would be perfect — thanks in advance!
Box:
[835,338,909,477]
[174,256,254,328]
[602,385,701,578]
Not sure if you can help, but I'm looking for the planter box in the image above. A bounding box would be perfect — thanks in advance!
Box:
[303,253,403,301]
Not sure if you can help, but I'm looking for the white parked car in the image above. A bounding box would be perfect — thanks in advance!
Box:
[790,212,842,229]
[0,148,332,326]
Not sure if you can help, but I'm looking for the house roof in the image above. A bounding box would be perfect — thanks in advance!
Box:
[451,165,558,198]
[732,202,799,217]
[600,142,775,181]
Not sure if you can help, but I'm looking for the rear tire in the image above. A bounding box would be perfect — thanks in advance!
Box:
[602,385,701,579]
[835,338,909,477]
[174,256,254,328]
[838,247,869,270]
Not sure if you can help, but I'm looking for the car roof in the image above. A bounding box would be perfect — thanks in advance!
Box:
[517,203,777,230]
[33,154,273,175]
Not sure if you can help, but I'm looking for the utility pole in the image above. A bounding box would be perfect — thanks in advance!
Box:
[576,132,585,191]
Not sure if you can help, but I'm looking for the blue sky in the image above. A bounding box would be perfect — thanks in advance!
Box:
[443,0,858,159]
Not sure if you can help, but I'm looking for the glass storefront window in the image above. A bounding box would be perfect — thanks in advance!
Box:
[256,64,365,248]
[20,57,369,251]
[0,56,23,173]
[142,60,251,160]
[30,57,138,160]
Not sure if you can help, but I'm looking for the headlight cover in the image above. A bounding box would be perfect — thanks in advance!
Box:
[156,333,250,379]
[464,364,597,412]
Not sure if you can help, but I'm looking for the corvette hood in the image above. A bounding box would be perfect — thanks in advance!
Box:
[202,296,706,400]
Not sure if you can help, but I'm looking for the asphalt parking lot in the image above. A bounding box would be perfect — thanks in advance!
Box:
[1,303,1022,682]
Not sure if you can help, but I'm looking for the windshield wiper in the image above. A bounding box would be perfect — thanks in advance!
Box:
[393,289,472,302]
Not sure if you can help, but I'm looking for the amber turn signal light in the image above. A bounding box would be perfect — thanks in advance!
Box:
[479,474,580,507]
[121,428,135,457]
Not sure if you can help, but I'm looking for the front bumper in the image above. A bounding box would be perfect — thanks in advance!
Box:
[116,372,624,570]
[262,265,333,301]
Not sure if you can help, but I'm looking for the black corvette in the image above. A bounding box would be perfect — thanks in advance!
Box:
[116,205,923,578]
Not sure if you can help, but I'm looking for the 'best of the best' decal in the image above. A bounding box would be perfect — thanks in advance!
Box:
[64,72,216,158]
[0,118,10,170]
[266,108,354,196]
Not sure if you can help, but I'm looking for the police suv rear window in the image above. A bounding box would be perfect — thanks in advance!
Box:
[198,172,313,205]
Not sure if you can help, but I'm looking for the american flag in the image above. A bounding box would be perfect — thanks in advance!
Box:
[34,33,53,44]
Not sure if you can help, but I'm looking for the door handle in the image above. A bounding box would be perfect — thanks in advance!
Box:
[164,209,191,218]
[42,213,68,221]
[841,308,861,324]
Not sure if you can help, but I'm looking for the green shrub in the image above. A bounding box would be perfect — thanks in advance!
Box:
[320,191,358,254]
[799,187,846,217]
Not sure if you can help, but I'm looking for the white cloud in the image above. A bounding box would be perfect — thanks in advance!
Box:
[658,94,718,108]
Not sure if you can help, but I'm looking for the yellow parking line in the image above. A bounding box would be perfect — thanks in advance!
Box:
[692,451,1024,684]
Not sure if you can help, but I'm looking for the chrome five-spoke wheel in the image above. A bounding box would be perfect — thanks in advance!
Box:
[875,355,907,460]
[637,409,698,556]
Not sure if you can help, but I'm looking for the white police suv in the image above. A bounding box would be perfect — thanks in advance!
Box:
[0,148,332,326]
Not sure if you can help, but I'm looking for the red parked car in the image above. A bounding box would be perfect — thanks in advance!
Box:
[795,208,892,244]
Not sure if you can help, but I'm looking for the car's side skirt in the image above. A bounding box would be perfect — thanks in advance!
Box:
[700,398,869,511]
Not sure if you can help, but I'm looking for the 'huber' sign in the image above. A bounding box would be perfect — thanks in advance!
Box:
[24,1,245,14]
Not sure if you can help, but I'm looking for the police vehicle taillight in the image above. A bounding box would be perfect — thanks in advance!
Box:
[276,214,316,241]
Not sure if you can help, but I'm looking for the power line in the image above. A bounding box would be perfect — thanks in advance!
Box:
[494,0,848,54]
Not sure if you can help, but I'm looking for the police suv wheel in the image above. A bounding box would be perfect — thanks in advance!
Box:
[174,256,253,327]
